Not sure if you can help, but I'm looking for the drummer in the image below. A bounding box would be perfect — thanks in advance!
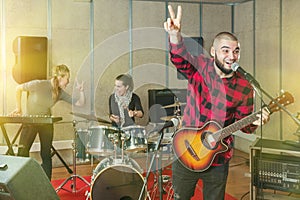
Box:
[109,74,144,128]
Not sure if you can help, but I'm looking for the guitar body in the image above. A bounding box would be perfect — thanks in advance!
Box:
[172,121,229,172]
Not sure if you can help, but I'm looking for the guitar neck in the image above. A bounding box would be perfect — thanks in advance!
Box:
[213,110,261,142]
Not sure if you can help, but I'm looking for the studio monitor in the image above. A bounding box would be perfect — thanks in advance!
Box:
[0,155,59,200]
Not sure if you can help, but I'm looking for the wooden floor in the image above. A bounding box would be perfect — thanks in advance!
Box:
[52,149,300,200]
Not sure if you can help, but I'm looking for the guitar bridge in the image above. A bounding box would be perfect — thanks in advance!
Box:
[184,140,200,161]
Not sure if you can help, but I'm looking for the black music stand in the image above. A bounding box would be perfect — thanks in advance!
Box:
[55,120,90,193]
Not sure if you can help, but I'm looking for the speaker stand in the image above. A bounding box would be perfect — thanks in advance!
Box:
[55,121,90,193]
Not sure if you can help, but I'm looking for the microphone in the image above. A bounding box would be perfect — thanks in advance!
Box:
[231,63,260,88]
[163,117,180,130]
[152,117,180,133]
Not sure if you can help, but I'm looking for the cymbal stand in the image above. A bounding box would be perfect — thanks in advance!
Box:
[173,97,182,118]
[149,146,169,200]
[56,120,90,193]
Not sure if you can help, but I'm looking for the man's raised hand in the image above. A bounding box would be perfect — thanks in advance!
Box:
[164,5,182,36]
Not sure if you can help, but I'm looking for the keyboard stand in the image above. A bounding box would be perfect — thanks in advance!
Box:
[0,116,72,174]
[51,145,73,174]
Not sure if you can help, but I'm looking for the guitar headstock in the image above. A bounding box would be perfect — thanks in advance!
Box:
[268,91,294,114]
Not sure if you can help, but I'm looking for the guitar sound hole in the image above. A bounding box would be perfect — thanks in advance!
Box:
[201,131,218,150]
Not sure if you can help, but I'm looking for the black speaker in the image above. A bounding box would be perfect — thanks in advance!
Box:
[148,88,187,123]
[0,155,59,200]
[12,36,48,84]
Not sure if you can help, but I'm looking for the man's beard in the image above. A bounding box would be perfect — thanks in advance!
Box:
[215,54,233,75]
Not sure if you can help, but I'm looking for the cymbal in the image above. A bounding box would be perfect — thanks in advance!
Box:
[160,116,178,121]
[147,132,172,144]
[70,112,111,124]
[56,120,86,124]
[162,102,186,108]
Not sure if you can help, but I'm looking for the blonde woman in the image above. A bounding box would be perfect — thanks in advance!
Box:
[11,64,85,180]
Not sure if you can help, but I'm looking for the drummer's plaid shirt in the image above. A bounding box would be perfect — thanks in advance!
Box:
[169,39,258,166]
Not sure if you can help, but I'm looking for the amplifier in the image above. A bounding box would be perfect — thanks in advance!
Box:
[148,88,187,123]
[253,153,300,193]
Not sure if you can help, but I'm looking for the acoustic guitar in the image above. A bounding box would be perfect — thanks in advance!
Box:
[172,91,294,172]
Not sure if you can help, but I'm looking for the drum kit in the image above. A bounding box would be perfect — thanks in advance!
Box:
[82,122,173,199]
[58,100,184,200]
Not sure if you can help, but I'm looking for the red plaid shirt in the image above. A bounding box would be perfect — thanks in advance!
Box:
[170,40,258,165]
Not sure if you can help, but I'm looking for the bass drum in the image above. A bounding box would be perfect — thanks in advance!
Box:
[90,157,146,200]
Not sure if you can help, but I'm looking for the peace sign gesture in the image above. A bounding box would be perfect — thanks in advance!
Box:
[164,5,182,40]
[75,79,85,92]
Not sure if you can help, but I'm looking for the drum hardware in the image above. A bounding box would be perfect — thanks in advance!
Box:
[147,140,174,200]
[148,132,173,144]
[56,120,87,124]
[119,131,127,162]
[149,173,173,200]
[161,97,184,125]
[160,115,178,121]
[138,127,172,200]
[162,101,186,109]
[55,120,90,193]
[70,112,111,124]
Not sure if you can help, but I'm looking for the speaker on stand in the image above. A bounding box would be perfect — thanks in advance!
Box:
[12,36,48,84]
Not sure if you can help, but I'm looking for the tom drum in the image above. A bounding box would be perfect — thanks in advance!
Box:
[121,125,147,152]
[87,125,121,156]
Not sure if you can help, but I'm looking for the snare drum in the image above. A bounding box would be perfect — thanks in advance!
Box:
[87,125,121,156]
[122,125,147,152]
[90,157,146,200]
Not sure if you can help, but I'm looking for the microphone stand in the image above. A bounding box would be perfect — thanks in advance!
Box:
[138,125,166,200]
[248,77,300,148]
